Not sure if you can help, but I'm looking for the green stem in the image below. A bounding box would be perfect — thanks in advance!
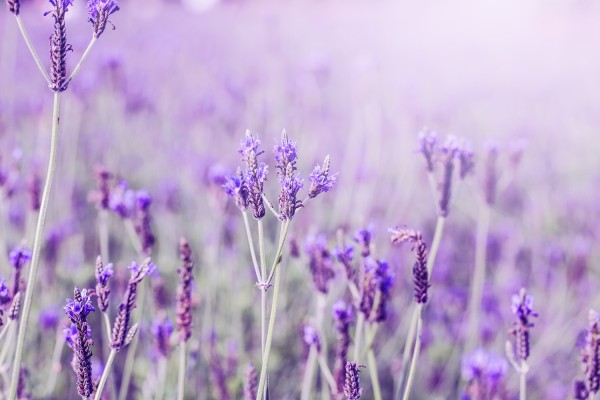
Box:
[301,346,318,400]
[94,349,117,400]
[402,306,423,400]
[359,323,379,362]
[465,203,490,352]
[99,209,109,262]
[43,326,65,397]
[102,313,112,342]
[520,363,526,400]
[427,216,446,275]
[66,37,97,85]
[256,258,284,400]
[257,219,267,399]
[177,341,187,400]
[367,346,382,400]
[242,211,261,282]
[317,352,337,394]
[14,16,51,85]
[353,313,365,362]
[0,321,11,344]
[8,92,61,400]
[395,306,416,399]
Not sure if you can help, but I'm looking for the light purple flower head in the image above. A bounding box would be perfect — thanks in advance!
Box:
[223,168,249,211]
[109,180,136,219]
[417,129,437,172]
[303,325,321,352]
[239,131,267,219]
[0,278,10,305]
[87,0,119,39]
[64,289,95,323]
[275,131,303,221]
[8,245,31,270]
[308,155,337,198]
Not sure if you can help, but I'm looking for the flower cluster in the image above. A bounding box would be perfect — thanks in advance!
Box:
[94,256,113,312]
[308,155,336,198]
[47,0,74,92]
[238,131,268,219]
[509,288,538,361]
[87,0,120,39]
[461,349,508,400]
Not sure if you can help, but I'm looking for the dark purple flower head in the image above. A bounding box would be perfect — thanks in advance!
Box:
[223,168,249,211]
[574,380,589,400]
[333,300,354,324]
[438,136,459,217]
[239,131,267,219]
[133,189,155,255]
[334,244,355,281]
[308,155,337,198]
[509,288,538,361]
[418,129,437,172]
[275,131,303,221]
[359,259,394,322]
[304,234,335,294]
[0,278,10,305]
[109,180,135,218]
[95,256,113,312]
[582,309,600,394]
[64,289,95,323]
[8,245,31,270]
[135,190,152,210]
[390,227,430,304]
[273,130,298,175]
[7,0,20,15]
[128,260,155,281]
[333,300,354,393]
[88,165,112,210]
[303,325,321,352]
[87,0,120,39]
[151,317,173,358]
[47,0,74,92]
[344,362,362,400]
[64,322,92,349]
[177,238,194,342]
[354,228,372,257]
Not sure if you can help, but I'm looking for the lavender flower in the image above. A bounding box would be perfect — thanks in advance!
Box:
[151,317,173,359]
[418,129,437,172]
[335,244,355,281]
[94,256,113,312]
[354,228,372,258]
[7,0,19,15]
[461,349,508,400]
[359,259,394,323]
[0,278,11,306]
[8,292,21,320]
[344,362,362,400]
[133,190,155,255]
[176,238,194,342]
[239,131,267,219]
[110,259,154,351]
[303,325,321,353]
[305,234,335,294]
[223,167,249,211]
[389,227,430,304]
[38,307,60,330]
[87,0,120,39]
[64,288,94,398]
[509,288,538,361]
[209,333,231,400]
[333,301,354,395]
[582,310,600,395]
[458,140,475,179]
[9,244,31,297]
[47,0,74,92]
[109,180,135,218]
[439,136,458,217]
[308,154,337,198]
[88,165,112,210]
[574,380,589,400]
[243,363,258,400]
[275,131,303,220]
[28,171,41,212]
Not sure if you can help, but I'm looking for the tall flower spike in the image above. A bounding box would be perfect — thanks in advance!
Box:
[8,292,21,320]
[94,256,113,312]
[417,129,437,173]
[176,238,194,343]
[583,310,600,395]
[9,243,31,297]
[359,259,394,322]
[89,165,112,210]
[239,131,267,219]
[223,167,249,211]
[243,363,258,400]
[333,301,354,395]
[7,0,20,15]
[47,0,74,92]
[509,288,538,361]
[275,131,303,221]
[64,288,94,398]
[438,136,458,217]
[389,227,430,304]
[87,0,120,39]
[344,362,362,400]
[308,154,337,198]
[110,259,154,351]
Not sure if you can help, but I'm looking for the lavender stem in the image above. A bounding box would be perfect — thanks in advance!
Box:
[43,325,65,397]
[155,356,167,400]
[66,36,97,86]
[520,360,527,400]
[301,346,318,400]
[14,16,51,85]
[177,341,186,400]
[402,306,423,400]
[242,211,261,282]
[367,345,382,400]
[353,313,365,362]
[465,203,491,352]
[125,219,143,255]
[264,221,290,287]
[99,209,109,262]
[102,312,112,341]
[94,348,117,400]
[317,352,337,393]
[257,219,267,399]
[0,321,11,343]
[9,92,61,400]
[359,323,379,361]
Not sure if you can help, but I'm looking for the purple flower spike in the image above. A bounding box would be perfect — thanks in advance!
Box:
[333,300,354,394]
[581,310,600,395]
[334,244,355,281]
[109,180,135,219]
[418,129,437,172]
[390,227,430,304]
[223,167,249,211]
[239,131,267,219]
[308,154,336,199]
[304,234,335,294]
[275,131,303,221]
[9,244,31,270]
[458,139,475,180]
[87,0,120,39]
[47,0,74,92]
[438,136,459,217]
[64,288,94,398]
[461,349,507,399]
[344,362,362,400]
[64,289,95,322]
[359,259,394,322]
[509,288,538,361]
[95,256,113,313]
[151,317,173,358]
[176,238,195,343]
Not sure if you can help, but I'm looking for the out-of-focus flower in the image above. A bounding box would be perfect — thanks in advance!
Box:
[418,129,437,173]
[308,155,336,198]
[87,0,120,39]
[359,259,394,323]
[333,300,354,394]
[302,325,321,352]
[243,363,258,400]
[177,238,194,343]
[151,317,173,358]
[223,167,249,211]
[461,349,508,400]
[304,234,335,294]
[509,288,538,361]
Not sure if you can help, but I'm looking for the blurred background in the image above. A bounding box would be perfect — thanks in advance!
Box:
[1,0,600,398]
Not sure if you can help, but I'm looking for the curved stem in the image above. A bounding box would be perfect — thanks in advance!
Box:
[66,37,97,85]
[367,346,382,400]
[242,211,261,282]
[255,260,283,400]
[265,221,290,287]
[94,349,117,400]
[402,306,423,400]
[177,341,187,400]
[14,16,51,85]
[465,204,490,352]
[8,92,61,400]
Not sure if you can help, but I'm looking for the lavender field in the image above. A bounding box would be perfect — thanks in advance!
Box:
[1,0,600,399]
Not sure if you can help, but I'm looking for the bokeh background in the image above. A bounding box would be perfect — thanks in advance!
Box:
[1,0,600,398]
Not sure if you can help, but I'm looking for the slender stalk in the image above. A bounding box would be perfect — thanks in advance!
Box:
[102,313,112,341]
[94,348,117,400]
[395,307,417,398]
[257,219,268,399]
[426,216,446,275]
[301,346,318,400]
[317,352,337,393]
[0,322,11,344]
[264,222,290,287]
[0,324,15,368]
[359,323,379,362]
[155,356,167,400]
[177,341,187,400]
[124,219,143,255]
[402,306,423,400]
[353,313,365,362]
[43,326,65,397]
[14,16,51,85]
[465,203,491,352]
[9,92,61,400]
[367,346,382,400]
[99,209,109,262]
[66,37,97,85]
[255,255,284,400]
[242,211,261,282]
[519,361,526,400]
